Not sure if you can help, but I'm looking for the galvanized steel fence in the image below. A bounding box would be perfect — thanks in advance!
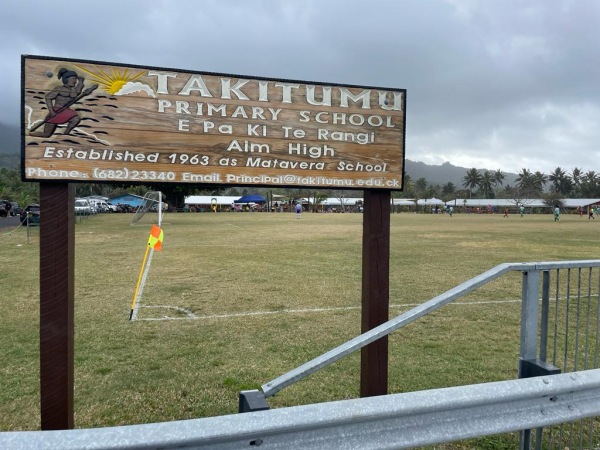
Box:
[520,263,600,449]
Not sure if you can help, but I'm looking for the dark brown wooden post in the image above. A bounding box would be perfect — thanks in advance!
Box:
[361,189,391,397]
[40,182,75,429]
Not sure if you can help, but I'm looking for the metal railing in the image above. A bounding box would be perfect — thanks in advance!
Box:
[2,369,600,449]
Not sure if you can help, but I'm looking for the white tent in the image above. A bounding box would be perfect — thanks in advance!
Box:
[185,196,240,206]
[391,199,416,206]
[563,199,600,208]
[446,198,600,209]
[417,198,445,206]
[446,198,546,208]
[320,197,364,206]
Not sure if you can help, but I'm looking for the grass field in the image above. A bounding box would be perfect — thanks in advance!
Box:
[1,210,599,447]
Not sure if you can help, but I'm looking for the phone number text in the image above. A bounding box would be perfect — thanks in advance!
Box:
[92,168,176,181]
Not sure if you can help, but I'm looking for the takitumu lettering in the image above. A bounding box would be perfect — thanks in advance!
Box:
[148,72,403,111]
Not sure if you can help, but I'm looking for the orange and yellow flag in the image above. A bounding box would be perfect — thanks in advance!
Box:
[147,224,164,251]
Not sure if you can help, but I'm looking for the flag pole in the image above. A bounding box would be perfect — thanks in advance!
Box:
[129,244,151,321]
[129,224,163,321]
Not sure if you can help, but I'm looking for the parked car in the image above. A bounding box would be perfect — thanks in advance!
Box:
[20,204,40,225]
[10,202,22,217]
[105,202,118,212]
[96,201,114,212]
[74,199,92,216]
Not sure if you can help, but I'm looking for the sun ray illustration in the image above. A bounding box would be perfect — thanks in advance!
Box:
[74,64,144,94]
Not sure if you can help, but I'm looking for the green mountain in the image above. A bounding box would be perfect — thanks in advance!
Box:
[0,123,20,169]
[405,160,518,189]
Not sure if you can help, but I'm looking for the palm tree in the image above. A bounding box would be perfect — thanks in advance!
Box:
[401,173,414,198]
[580,171,600,197]
[515,168,539,198]
[492,169,505,187]
[571,167,582,196]
[479,171,494,198]
[414,177,428,199]
[0,167,39,205]
[515,168,532,187]
[548,167,573,196]
[441,182,456,200]
[462,168,482,198]
[532,171,548,194]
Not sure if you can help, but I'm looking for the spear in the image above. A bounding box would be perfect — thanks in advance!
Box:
[29,84,99,132]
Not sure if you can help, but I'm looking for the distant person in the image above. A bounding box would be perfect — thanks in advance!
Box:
[503,208,509,218]
[295,203,302,219]
[449,206,453,218]
[519,206,525,217]
[589,207,595,220]
[554,206,560,222]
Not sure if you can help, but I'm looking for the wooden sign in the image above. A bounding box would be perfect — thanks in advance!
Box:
[22,55,406,190]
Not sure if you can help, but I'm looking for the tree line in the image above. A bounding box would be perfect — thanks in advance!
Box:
[399,167,600,203]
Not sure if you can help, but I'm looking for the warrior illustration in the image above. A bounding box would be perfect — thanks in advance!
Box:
[30,68,96,137]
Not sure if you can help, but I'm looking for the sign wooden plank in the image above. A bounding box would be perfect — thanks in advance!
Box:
[22,55,405,190]
[361,190,390,397]
[39,183,75,429]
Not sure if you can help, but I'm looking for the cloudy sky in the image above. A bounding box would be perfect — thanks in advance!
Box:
[2,0,599,174]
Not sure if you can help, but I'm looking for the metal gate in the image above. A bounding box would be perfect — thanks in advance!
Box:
[520,263,600,449]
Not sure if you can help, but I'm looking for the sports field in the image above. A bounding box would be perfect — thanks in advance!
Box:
[1,210,598,443]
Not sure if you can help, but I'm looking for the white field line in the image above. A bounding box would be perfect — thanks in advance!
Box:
[201,242,274,247]
[214,218,244,229]
[134,299,522,322]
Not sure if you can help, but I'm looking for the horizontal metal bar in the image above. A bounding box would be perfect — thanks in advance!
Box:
[3,369,600,450]
[531,260,600,271]
[261,260,600,397]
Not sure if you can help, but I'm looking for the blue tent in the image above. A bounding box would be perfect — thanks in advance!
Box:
[234,194,267,204]
[109,194,146,207]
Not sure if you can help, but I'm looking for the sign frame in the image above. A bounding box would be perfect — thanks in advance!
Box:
[22,55,406,191]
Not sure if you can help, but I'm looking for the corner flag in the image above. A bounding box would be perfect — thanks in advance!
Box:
[147,224,164,251]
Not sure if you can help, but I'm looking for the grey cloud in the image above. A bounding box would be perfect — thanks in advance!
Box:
[3,0,600,173]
